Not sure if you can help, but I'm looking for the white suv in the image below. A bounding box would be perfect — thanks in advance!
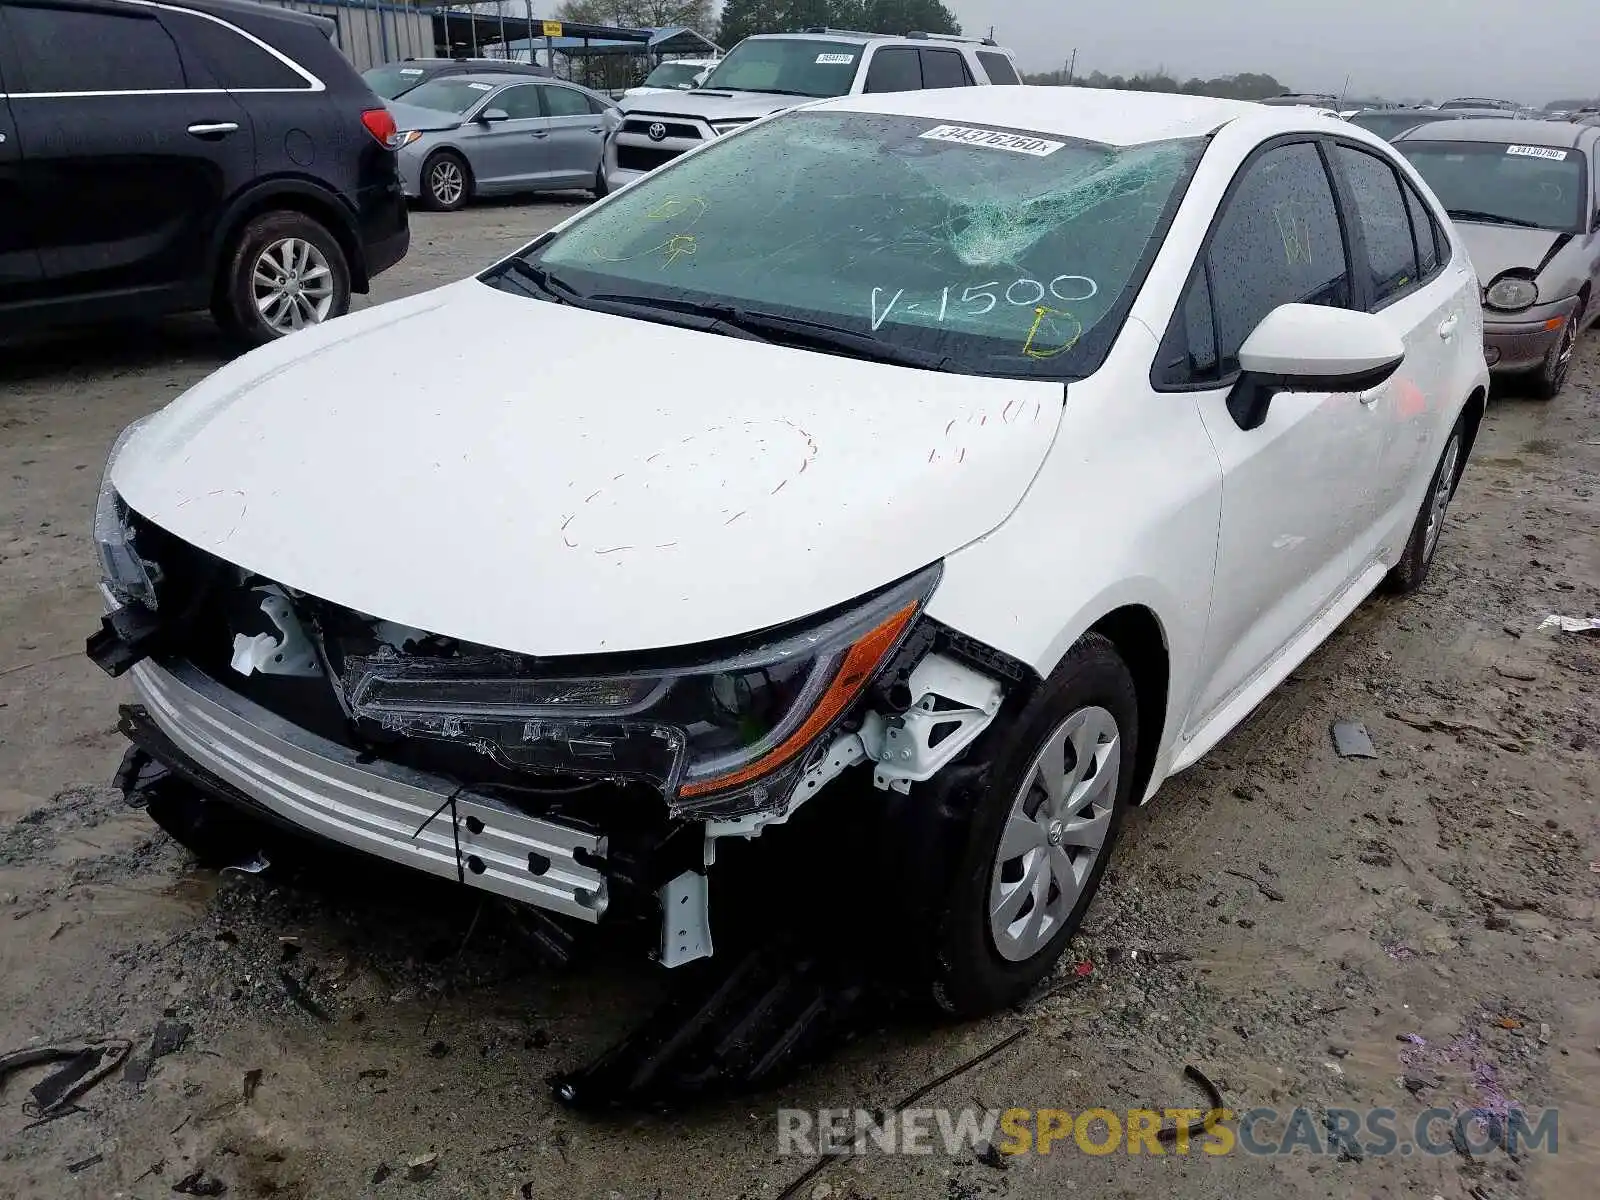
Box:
[605,29,1021,190]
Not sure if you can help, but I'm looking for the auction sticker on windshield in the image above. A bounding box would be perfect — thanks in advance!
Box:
[816,53,855,64]
[1506,145,1567,160]
[919,125,1065,156]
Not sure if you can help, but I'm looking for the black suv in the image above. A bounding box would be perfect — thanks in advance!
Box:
[363,57,551,101]
[0,0,409,344]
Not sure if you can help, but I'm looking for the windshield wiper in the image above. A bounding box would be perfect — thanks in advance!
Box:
[1445,208,1544,229]
[495,258,585,303]
[586,295,957,371]
[717,86,818,97]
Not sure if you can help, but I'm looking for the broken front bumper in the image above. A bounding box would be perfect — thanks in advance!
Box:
[126,659,610,922]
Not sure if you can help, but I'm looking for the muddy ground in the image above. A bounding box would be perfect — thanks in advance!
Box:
[2,200,1597,1200]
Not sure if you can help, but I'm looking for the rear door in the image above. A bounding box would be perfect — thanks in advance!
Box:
[0,54,46,304]
[465,82,548,191]
[0,0,254,306]
[1327,140,1462,564]
[538,84,605,187]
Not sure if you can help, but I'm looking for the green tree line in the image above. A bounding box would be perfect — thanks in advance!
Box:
[1021,66,1291,102]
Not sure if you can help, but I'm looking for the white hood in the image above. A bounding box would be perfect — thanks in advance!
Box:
[113,281,1063,657]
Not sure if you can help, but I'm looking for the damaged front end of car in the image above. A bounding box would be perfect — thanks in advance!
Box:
[88,428,1027,973]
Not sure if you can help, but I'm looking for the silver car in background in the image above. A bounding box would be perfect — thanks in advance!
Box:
[1396,118,1600,397]
[389,75,622,211]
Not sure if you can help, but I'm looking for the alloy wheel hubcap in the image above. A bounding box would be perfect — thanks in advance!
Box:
[988,705,1121,963]
[432,161,463,205]
[1423,433,1460,562]
[252,238,334,335]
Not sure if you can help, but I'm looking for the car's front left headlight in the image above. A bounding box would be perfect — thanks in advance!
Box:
[1484,273,1538,312]
[341,564,941,817]
[93,415,159,610]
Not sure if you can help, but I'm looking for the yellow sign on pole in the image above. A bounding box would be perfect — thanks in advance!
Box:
[542,20,562,37]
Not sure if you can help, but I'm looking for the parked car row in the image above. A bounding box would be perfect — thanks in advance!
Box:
[0,0,409,345]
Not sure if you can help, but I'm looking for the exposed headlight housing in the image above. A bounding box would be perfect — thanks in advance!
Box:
[341,565,941,817]
[1484,273,1538,312]
[709,119,754,136]
[395,129,424,148]
[93,415,160,610]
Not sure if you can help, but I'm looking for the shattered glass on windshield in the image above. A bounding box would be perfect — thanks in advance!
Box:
[518,112,1206,378]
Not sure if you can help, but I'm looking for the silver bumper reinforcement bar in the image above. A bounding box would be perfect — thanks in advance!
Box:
[130,660,609,922]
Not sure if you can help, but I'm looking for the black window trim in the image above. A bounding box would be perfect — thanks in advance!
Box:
[1326,137,1447,313]
[862,44,924,93]
[0,0,322,98]
[1151,133,1362,394]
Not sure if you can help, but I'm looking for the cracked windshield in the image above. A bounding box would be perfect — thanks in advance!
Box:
[512,112,1205,377]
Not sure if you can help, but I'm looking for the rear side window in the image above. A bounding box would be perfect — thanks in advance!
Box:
[161,10,309,90]
[864,47,921,94]
[586,94,611,116]
[1400,178,1441,276]
[542,85,590,117]
[1334,144,1419,306]
[2,3,186,93]
[919,49,972,88]
[1206,142,1352,376]
[976,51,1021,85]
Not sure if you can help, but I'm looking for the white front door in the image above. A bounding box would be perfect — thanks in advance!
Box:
[1172,140,1389,731]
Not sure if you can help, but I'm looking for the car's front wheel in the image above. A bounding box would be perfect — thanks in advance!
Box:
[1531,304,1581,399]
[924,633,1139,1017]
[422,150,471,212]
[213,211,351,347]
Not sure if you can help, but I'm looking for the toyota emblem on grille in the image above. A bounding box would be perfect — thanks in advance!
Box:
[648,122,668,141]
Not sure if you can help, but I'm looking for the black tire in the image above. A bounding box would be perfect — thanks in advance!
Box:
[924,633,1140,1017]
[1530,304,1580,400]
[591,164,610,199]
[212,210,351,348]
[1383,410,1466,595]
[422,149,471,212]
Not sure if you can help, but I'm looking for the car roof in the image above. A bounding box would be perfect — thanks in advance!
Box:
[1398,117,1590,146]
[822,85,1304,147]
[743,31,1006,49]
[441,72,575,88]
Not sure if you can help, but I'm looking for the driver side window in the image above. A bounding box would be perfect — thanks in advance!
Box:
[1207,142,1352,377]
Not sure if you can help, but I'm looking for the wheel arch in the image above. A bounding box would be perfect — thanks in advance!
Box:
[1085,604,1171,807]
[210,178,368,295]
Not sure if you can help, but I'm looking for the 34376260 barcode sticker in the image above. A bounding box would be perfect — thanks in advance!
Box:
[918,125,1065,156]
[1505,144,1567,160]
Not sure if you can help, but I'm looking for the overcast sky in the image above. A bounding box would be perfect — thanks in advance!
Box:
[946,0,1597,103]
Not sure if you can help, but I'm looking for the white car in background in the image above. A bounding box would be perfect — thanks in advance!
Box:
[623,57,719,98]
[92,88,1487,1018]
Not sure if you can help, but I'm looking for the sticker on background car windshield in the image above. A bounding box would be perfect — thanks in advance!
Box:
[400,68,423,75]
[919,125,1065,157]
[815,53,855,64]
[1505,144,1567,160]
[467,82,495,91]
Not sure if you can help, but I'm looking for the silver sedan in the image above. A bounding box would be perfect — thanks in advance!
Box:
[1397,118,1600,398]
[389,74,622,211]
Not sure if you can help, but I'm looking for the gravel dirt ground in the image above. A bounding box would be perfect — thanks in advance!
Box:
[2,201,1597,1200]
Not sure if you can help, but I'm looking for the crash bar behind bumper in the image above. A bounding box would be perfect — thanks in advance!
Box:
[129,660,609,922]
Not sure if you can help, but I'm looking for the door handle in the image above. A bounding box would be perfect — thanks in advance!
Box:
[587,126,603,133]
[187,122,239,138]
[1437,313,1460,341]
[531,131,549,138]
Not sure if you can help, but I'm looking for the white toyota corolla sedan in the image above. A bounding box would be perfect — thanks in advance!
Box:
[90,86,1487,1017]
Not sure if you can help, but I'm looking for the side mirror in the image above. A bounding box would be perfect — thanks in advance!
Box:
[1230,303,1405,430]
[478,108,509,123]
